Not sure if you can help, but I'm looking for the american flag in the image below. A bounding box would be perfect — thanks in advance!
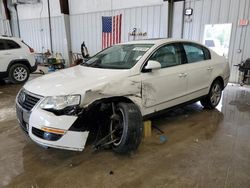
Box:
[102,14,122,49]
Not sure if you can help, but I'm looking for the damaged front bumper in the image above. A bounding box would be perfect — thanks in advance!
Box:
[16,103,89,151]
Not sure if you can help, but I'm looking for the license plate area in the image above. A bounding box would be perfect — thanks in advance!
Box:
[16,105,30,133]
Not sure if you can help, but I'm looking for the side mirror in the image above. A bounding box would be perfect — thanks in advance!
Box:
[144,60,161,71]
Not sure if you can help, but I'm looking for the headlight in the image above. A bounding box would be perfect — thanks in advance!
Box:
[40,95,81,110]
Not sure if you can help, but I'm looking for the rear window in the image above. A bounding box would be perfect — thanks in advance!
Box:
[5,39,21,49]
[21,40,34,53]
[22,40,31,48]
[0,40,5,50]
[183,43,211,63]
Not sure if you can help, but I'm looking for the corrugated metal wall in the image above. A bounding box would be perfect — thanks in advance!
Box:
[70,4,168,55]
[19,17,50,52]
[0,19,11,36]
[18,3,169,63]
[19,16,68,61]
[0,1,11,36]
[183,0,250,83]
[172,1,184,38]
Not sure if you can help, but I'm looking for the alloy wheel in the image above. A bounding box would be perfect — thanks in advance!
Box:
[210,83,222,106]
[13,67,28,82]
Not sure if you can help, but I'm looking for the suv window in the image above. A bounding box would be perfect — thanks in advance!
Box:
[149,44,182,68]
[5,39,20,49]
[183,43,211,63]
[0,39,5,50]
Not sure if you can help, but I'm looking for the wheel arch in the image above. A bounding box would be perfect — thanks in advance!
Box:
[212,76,224,90]
[7,59,32,72]
[69,96,141,132]
[89,96,139,107]
[72,96,143,153]
[83,95,141,119]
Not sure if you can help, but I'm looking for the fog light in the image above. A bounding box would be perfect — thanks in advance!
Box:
[43,132,53,140]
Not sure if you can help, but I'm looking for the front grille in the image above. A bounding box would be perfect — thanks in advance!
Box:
[18,90,41,111]
[32,127,62,141]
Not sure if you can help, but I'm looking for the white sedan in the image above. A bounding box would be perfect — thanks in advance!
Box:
[16,38,230,154]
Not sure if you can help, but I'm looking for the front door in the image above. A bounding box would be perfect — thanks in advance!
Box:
[141,43,188,109]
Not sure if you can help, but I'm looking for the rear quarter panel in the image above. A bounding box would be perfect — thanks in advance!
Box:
[16,40,36,67]
[210,51,230,88]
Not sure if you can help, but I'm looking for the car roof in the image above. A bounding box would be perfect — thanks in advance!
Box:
[0,35,21,41]
[120,38,207,47]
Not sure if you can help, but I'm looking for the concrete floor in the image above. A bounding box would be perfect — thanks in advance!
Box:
[0,79,250,188]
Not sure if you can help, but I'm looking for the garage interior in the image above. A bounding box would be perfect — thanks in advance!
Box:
[0,0,250,187]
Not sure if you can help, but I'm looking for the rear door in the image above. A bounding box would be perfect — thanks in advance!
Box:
[141,43,188,108]
[0,39,21,72]
[0,39,8,72]
[182,42,212,99]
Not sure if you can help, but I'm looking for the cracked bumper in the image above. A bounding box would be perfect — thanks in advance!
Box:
[16,104,89,151]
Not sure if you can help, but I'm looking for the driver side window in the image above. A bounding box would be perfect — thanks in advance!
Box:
[149,44,181,68]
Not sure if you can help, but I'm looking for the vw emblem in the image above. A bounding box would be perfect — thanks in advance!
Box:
[20,92,26,103]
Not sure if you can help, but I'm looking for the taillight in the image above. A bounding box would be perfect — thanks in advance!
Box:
[29,47,34,53]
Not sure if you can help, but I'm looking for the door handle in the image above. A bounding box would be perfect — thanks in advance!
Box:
[4,53,11,55]
[179,73,184,77]
[207,67,213,71]
[179,73,188,78]
[183,73,188,77]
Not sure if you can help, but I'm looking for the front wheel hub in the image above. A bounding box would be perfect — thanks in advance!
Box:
[110,107,125,146]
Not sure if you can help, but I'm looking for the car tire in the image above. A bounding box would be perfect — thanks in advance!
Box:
[8,63,30,84]
[0,79,5,85]
[200,80,222,109]
[110,103,143,154]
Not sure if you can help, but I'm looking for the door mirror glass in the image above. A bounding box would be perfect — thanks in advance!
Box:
[144,60,161,70]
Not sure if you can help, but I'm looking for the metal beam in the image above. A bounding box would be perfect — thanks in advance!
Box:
[13,3,21,37]
[59,0,69,15]
[47,0,53,52]
[167,0,174,38]
[2,0,11,20]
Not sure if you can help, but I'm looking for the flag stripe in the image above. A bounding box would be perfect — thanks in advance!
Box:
[115,15,118,44]
[115,15,117,44]
[117,15,119,43]
[119,14,122,43]
[113,16,115,44]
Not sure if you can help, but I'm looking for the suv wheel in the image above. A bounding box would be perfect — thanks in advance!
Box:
[8,64,30,84]
[110,103,143,154]
[200,80,222,109]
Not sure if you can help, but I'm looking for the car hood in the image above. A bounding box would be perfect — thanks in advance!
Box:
[24,65,131,96]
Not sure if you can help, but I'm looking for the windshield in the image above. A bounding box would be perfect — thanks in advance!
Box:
[82,44,153,69]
